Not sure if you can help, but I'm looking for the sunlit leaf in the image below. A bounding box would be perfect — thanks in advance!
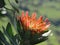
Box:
[6,23,13,37]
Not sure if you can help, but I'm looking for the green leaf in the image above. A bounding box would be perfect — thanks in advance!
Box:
[6,23,13,37]
[31,33,48,44]
[17,20,22,31]
[2,24,18,45]
[0,40,3,45]
[8,0,19,12]
[6,9,18,30]
[17,20,24,38]
[17,20,22,39]
[0,31,10,45]
[13,34,21,45]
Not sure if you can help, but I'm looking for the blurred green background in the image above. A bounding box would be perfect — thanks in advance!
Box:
[0,0,60,45]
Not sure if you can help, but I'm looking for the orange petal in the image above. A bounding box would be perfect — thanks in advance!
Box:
[41,22,46,26]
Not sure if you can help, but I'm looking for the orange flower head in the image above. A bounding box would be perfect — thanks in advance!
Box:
[17,11,51,34]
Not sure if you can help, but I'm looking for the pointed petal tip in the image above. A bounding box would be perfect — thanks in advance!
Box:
[45,18,49,22]
[31,12,37,19]
[22,10,24,13]
[26,11,29,16]
[38,16,43,21]
[40,16,43,19]
[45,24,51,28]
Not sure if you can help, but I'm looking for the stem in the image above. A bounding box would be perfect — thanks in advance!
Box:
[21,40,34,45]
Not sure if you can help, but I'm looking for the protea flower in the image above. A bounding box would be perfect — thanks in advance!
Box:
[17,11,51,34]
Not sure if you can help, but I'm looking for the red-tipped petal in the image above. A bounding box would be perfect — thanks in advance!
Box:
[37,16,43,22]
[26,11,28,16]
[47,22,51,24]
[40,16,43,20]
[44,18,49,22]
[31,12,36,19]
